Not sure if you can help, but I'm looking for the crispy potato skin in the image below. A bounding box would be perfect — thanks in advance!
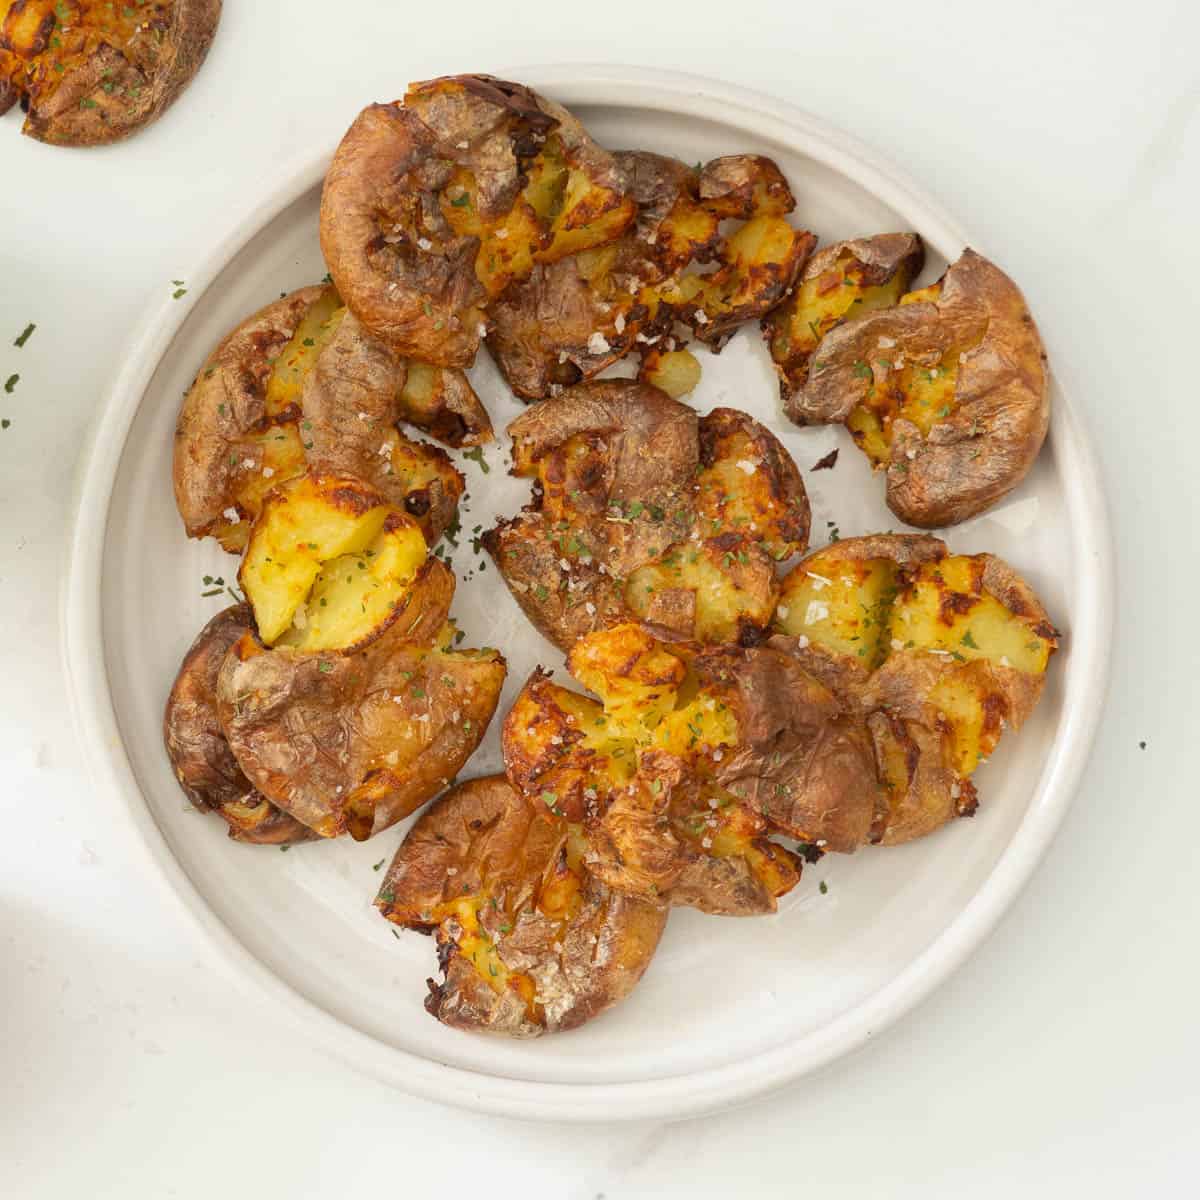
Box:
[764,233,924,408]
[215,560,506,840]
[173,286,325,544]
[487,382,810,652]
[1,0,220,146]
[162,605,315,845]
[320,75,633,368]
[376,776,667,1036]
[797,248,1050,527]
[696,645,886,853]
[300,312,465,544]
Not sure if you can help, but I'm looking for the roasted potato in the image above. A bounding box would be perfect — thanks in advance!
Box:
[793,249,1050,527]
[773,535,1059,844]
[501,623,869,910]
[0,0,220,146]
[763,233,924,409]
[485,383,810,651]
[162,605,315,845]
[320,74,635,368]
[375,775,667,1035]
[485,151,814,399]
[173,284,483,553]
[216,579,505,841]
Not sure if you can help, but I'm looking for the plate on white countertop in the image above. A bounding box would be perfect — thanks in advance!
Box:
[62,66,1113,1122]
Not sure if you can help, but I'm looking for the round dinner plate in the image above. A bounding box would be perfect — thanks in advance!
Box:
[63,66,1113,1122]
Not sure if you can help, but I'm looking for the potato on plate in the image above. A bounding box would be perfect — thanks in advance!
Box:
[485,382,810,652]
[773,535,1059,843]
[0,0,221,146]
[375,776,667,1035]
[763,233,924,408]
[501,623,877,910]
[791,248,1049,527]
[173,284,485,553]
[162,605,315,845]
[320,74,636,367]
[485,150,815,399]
[216,581,505,841]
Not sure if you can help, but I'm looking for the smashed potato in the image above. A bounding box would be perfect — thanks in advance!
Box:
[320,74,635,367]
[773,535,1059,843]
[216,573,506,841]
[794,249,1050,527]
[376,776,667,1035]
[485,150,814,399]
[486,383,810,651]
[501,623,877,909]
[173,284,483,554]
[0,0,221,146]
[163,605,315,845]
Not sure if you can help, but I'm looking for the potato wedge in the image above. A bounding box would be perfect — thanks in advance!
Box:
[375,776,667,1035]
[0,0,221,146]
[162,605,315,845]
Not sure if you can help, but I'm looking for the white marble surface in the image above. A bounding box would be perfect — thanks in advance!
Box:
[0,1,1195,1194]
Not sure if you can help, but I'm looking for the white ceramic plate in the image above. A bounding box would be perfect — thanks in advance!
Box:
[63,66,1113,1122]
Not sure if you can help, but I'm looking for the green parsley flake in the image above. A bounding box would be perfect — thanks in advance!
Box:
[13,323,35,348]
[3,374,17,394]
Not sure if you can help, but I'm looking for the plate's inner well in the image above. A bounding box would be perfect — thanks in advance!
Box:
[101,99,1072,1087]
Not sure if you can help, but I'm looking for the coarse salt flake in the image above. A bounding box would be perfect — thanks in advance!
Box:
[614,312,626,334]
[587,332,611,354]
[735,459,758,475]
[777,605,789,620]
[223,507,239,523]
[416,237,433,251]
[805,600,829,624]
[262,466,274,478]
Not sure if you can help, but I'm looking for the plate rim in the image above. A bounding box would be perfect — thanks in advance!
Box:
[61,65,1115,1122]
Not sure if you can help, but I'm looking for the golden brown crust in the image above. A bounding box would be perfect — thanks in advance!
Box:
[214,566,505,840]
[376,776,667,1036]
[162,605,315,845]
[798,248,1049,527]
[2,0,221,146]
[173,286,325,543]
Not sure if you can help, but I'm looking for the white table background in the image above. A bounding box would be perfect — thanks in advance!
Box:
[1,1,1196,1194]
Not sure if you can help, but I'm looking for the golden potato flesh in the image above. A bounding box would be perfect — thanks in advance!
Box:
[238,473,427,650]
[639,348,701,400]
[763,234,924,408]
[624,538,779,645]
[376,776,666,1036]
